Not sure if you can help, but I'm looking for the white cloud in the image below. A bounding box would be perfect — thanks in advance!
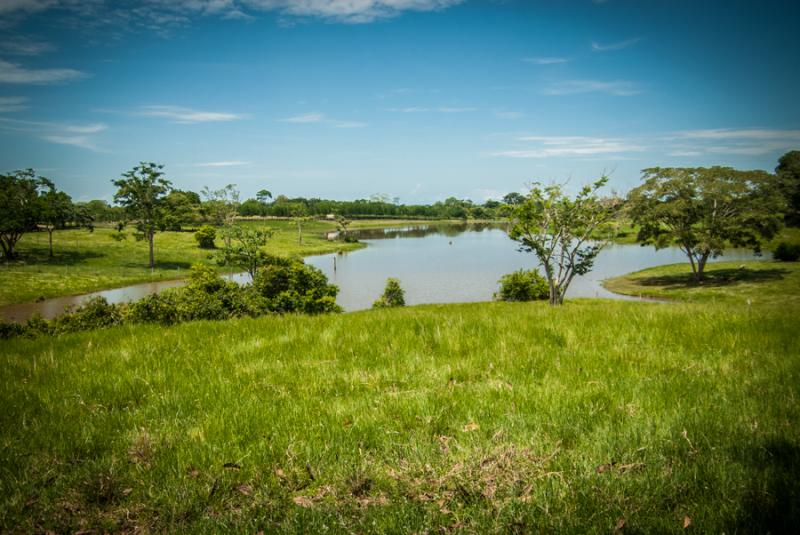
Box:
[279,112,325,123]
[278,112,367,128]
[493,135,646,158]
[0,38,55,55]
[523,57,569,65]
[41,134,98,150]
[0,96,27,112]
[0,0,465,28]
[138,105,247,123]
[677,128,800,141]
[672,128,800,156]
[0,117,107,151]
[542,79,641,96]
[385,106,475,113]
[496,111,523,120]
[591,37,641,52]
[0,59,86,84]
[246,0,465,24]
[194,160,251,167]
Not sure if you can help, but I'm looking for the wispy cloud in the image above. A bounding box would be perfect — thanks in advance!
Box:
[278,112,367,128]
[41,134,99,151]
[492,135,646,158]
[258,0,466,24]
[0,96,27,112]
[676,128,800,141]
[523,57,569,65]
[591,37,641,52]
[0,117,108,151]
[542,79,641,96]
[385,106,476,113]
[496,111,523,120]
[0,59,86,84]
[0,38,55,56]
[279,113,325,123]
[138,105,247,123]
[194,161,251,167]
[0,0,466,29]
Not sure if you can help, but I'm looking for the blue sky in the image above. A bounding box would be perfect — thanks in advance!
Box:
[1,0,799,203]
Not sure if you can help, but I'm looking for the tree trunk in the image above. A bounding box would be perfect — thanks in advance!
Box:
[297,221,302,244]
[48,228,54,258]
[148,231,155,268]
[695,252,710,282]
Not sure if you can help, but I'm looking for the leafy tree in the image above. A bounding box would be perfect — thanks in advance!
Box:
[503,192,526,206]
[508,177,619,305]
[776,150,800,226]
[0,169,43,259]
[112,162,172,268]
[256,189,273,203]
[219,226,273,279]
[38,179,87,258]
[202,184,240,246]
[162,189,201,231]
[336,215,352,240]
[627,167,784,282]
[373,278,406,308]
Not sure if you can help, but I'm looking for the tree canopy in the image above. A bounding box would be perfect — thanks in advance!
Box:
[112,162,172,268]
[626,166,784,281]
[508,177,620,305]
[0,169,43,259]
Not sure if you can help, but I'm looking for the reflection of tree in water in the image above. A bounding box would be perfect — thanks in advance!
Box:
[351,222,508,240]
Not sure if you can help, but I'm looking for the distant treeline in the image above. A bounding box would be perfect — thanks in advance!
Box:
[79,192,521,225]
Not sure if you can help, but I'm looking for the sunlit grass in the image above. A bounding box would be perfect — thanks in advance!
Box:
[1,300,798,532]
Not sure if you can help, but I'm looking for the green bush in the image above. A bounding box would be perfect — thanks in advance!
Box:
[194,225,217,249]
[495,269,549,301]
[126,291,181,325]
[373,278,406,308]
[253,261,341,314]
[773,241,800,261]
[50,297,124,334]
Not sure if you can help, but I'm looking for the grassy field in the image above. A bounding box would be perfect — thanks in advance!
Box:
[603,259,800,306]
[0,220,364,307]
[1,295,799,533]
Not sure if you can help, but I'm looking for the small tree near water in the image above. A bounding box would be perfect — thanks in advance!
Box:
[373,278,405,308]
[495,269,549,302]
[508,177,620,305]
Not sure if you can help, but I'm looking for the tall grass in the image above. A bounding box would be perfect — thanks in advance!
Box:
[1,300,798,532]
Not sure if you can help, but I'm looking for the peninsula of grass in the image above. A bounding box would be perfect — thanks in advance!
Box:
[2,293,799,533]
[603,259,800,307]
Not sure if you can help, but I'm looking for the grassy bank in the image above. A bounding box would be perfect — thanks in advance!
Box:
[603,259,800,307]
[1,299,798,533]
[0,220,363,307]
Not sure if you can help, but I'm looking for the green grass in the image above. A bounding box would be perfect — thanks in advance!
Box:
[603,259,800,306]
[1,299,799,533]
[0,220,364,307]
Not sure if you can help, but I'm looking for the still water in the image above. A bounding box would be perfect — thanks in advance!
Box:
[0,223,765,321]
[307,223,764,310]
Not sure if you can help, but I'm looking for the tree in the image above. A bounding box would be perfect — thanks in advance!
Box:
[162,189,201,231]
[336,215,351,240]
[776,151,800,226]
[627,166,784,282]
[202,184,240,246]
[256,189,273,203]
[503,192,526,206]
[38,179,78,258]
[219,226,273,280]
[0,169,43,259]
[112,162,172,268]
[508,177,620,305]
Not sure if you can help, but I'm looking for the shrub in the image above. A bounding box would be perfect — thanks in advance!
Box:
[49,297,124,334]
[773,241,800,261]
[194,225,217,249]
[126,291,180,325]
[373,278,406,308]
[0,320,26,339]
[495,269,549,302]
[252,261,341,314]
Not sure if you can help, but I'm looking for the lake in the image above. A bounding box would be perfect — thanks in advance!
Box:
[0,223,766,321]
